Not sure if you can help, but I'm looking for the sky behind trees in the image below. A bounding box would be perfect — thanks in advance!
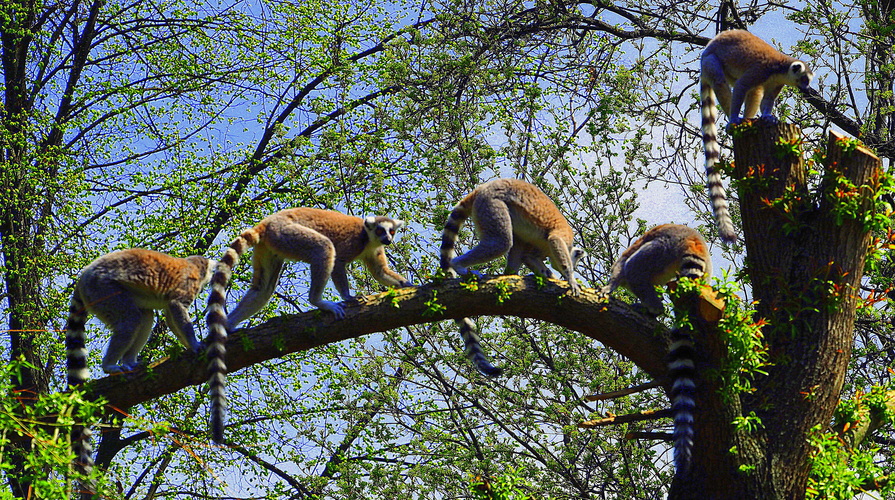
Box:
[2,0,894,498]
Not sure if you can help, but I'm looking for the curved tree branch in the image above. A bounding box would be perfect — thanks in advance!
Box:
[86,275,667,413]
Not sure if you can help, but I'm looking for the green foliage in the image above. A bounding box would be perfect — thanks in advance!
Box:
[808,335,895,498]
[729,119,758,138]
[773,136,805,160]
[493,280,513,305]
[732,411,765,434]
[460,276,481,292]
[469,467,548,500]
[422,290,447,317]
[383,287,402,308]
[821,158,895,232]
[806,423,895,500]
[729,153,809,236]
[715,284,771,399]
[669,275,770,402]
[0,360,110,499]
[835,136,861,155]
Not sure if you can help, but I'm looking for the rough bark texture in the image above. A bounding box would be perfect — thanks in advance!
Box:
[668,123,881,499]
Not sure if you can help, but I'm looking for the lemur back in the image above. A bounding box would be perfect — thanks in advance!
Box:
[66,249,216,384]
[600,224,711,475]
[206,207,412,442]
[601,224,711,314]
[65,249,215,481]
[699,29,813,244]
[440,178,585,376]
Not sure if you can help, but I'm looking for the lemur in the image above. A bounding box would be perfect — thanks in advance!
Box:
[700,29,814,244]
[599,223,712,475]
[440,178,586,376]
[205,207,413,442]
[65,248,216,476]
[507,240,586,281]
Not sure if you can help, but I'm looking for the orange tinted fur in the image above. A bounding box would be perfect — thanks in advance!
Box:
[439,178,585,376]
[600,224,712,476]
[700,30,813,244]
[205,207,411,442]
[440,178,582,293]
[601,224,711,315]
[65,248,215,480]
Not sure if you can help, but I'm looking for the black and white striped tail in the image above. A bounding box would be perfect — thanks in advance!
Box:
[66,293,90,388]
[440,206,468,276]
[441,203,502,376]
[457,318,503,377]
[667,328,697,475]
[700,83,737,244]
[65,292,96,486]
[680,255,707,281]
[206,230,256,443]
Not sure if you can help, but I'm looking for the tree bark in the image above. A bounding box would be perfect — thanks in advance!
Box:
[86,277,667,412]
[670,123,880,499]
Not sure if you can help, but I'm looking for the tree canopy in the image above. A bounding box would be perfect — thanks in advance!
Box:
[1,0,894,498]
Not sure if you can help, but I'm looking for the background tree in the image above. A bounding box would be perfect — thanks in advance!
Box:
[1,0,893,498]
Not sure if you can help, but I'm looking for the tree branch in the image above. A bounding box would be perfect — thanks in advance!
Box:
[85,276,667,414]
[578,408,672,428]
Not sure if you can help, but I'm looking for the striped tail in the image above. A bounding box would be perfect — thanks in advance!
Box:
[440,204,469,276]
[440,199,502,376]
[700,82,737,244]
[66,292,90,387]
[667,328,697,475]
[458,318,504,377]
[680,255,708,282]
[206,228,257,443]
[65,291,95,478]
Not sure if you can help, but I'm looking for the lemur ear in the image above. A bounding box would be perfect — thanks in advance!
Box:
[392,219,405,230]
[364,216,377,228]
[791,62,804,74]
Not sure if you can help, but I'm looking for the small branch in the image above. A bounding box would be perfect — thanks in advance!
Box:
[836,390,895,449]
[227,443,316,498]
[578,408,672,428]
[626,431,673,441]
[584,380,664,401]
[316,367,406,488]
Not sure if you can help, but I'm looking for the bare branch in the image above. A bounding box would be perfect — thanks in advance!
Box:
[578,408,672,428]
[584,380,665,401]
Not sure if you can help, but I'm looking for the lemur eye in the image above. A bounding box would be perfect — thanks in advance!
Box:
[389,229,396,235]
[375,227,386,236]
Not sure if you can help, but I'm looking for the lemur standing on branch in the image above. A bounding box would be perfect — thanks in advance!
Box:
[206,207,413,442]
[65,249,216,477]
[440,178,586,376]
[600,224,713,475]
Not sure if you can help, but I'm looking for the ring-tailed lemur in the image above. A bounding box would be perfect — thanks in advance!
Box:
[440,178,586,376]
[600,223,712,474]
[205,207,413,442]
[65,249,216,476]
[700,29,813,244]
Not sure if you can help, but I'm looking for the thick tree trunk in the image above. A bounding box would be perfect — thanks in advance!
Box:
[670,123,880,499]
